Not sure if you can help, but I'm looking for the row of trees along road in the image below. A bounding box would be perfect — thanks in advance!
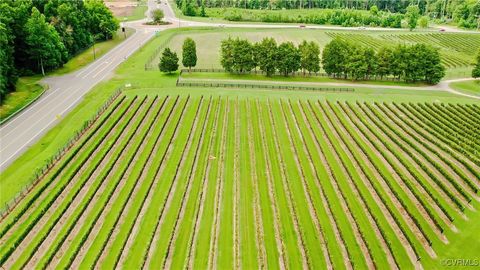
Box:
[221,37,320,76]
[323,38,445,84]
[0,0,118,100]
[219,37,445,84]
[159,38,198,73]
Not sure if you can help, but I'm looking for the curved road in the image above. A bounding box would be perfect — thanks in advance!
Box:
[0,0,478,171]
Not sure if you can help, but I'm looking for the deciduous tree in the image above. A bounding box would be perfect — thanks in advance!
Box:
[406,5,420,31]
[472,49,480,78]
[276,41,301,76]
[159,48,179,73]
[299,40,320,75]
[25,7,67,76]
[256,37,277,76]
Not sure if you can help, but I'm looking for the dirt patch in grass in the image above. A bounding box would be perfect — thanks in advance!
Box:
[105,0,139,17]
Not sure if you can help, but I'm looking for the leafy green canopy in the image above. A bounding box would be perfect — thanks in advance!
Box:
[473,49,480,79]
[0,0,118,100]
[220,37,320,76]
[159,48,179,73]
[322,38,445,84]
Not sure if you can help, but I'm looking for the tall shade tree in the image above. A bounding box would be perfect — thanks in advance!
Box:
[151,8,164,24]
[182,38,197,71]
[85,0,118,40]
[25,7,67,76]
[472,49,480,78]
[364,47,378,79]
[159,48,179,73]
[376,46,393,79]
[299,40,320,75]
[406,5,420,30]
[322,37,349,78]
[220,37,235,72]
[0,23,13,99]
[256,37,277,76]
[421,44,445,84]
[276,41,301,76]
[231,38,255,73]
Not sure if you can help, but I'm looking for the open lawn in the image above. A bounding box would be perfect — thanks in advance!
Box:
[1,27,479,269]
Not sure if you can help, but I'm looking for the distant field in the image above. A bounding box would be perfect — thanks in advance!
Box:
[1,93,479,269]
[147,28,478,78]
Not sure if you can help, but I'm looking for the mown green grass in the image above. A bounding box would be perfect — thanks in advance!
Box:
[450,80,480,96]
[180,71,430,87]
[0,76,45,122]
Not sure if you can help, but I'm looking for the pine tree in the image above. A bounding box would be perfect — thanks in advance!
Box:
[182,38,197,71]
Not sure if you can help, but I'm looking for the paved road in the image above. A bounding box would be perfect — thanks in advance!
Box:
[0,0,478,171]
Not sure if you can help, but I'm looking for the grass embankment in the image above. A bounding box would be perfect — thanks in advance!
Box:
[0,77,45,122]
[0,28,134,123]
[450,80,480,96]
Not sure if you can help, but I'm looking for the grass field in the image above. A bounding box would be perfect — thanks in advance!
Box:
[146,28,477,78]
[1,27,479,269]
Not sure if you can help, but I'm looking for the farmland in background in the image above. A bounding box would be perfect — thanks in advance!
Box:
[1,93,479,269]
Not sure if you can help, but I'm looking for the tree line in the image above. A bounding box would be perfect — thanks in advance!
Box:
[323,38,445,84]
[178,0,479,29]
[220,37,320,76]
[217,37,445,84]
[0,0,118,100]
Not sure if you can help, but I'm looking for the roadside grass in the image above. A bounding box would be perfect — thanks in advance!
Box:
[0,76,45,122]
[450,80,480,96]
[49,28,135,76]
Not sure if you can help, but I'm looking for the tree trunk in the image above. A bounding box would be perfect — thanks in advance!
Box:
[40,58,45,76]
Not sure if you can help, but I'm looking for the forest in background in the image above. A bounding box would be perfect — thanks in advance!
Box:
[176,0,480,29]
[0,0,119,100]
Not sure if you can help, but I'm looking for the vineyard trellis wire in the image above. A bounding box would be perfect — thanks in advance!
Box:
[176,79,355,92]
